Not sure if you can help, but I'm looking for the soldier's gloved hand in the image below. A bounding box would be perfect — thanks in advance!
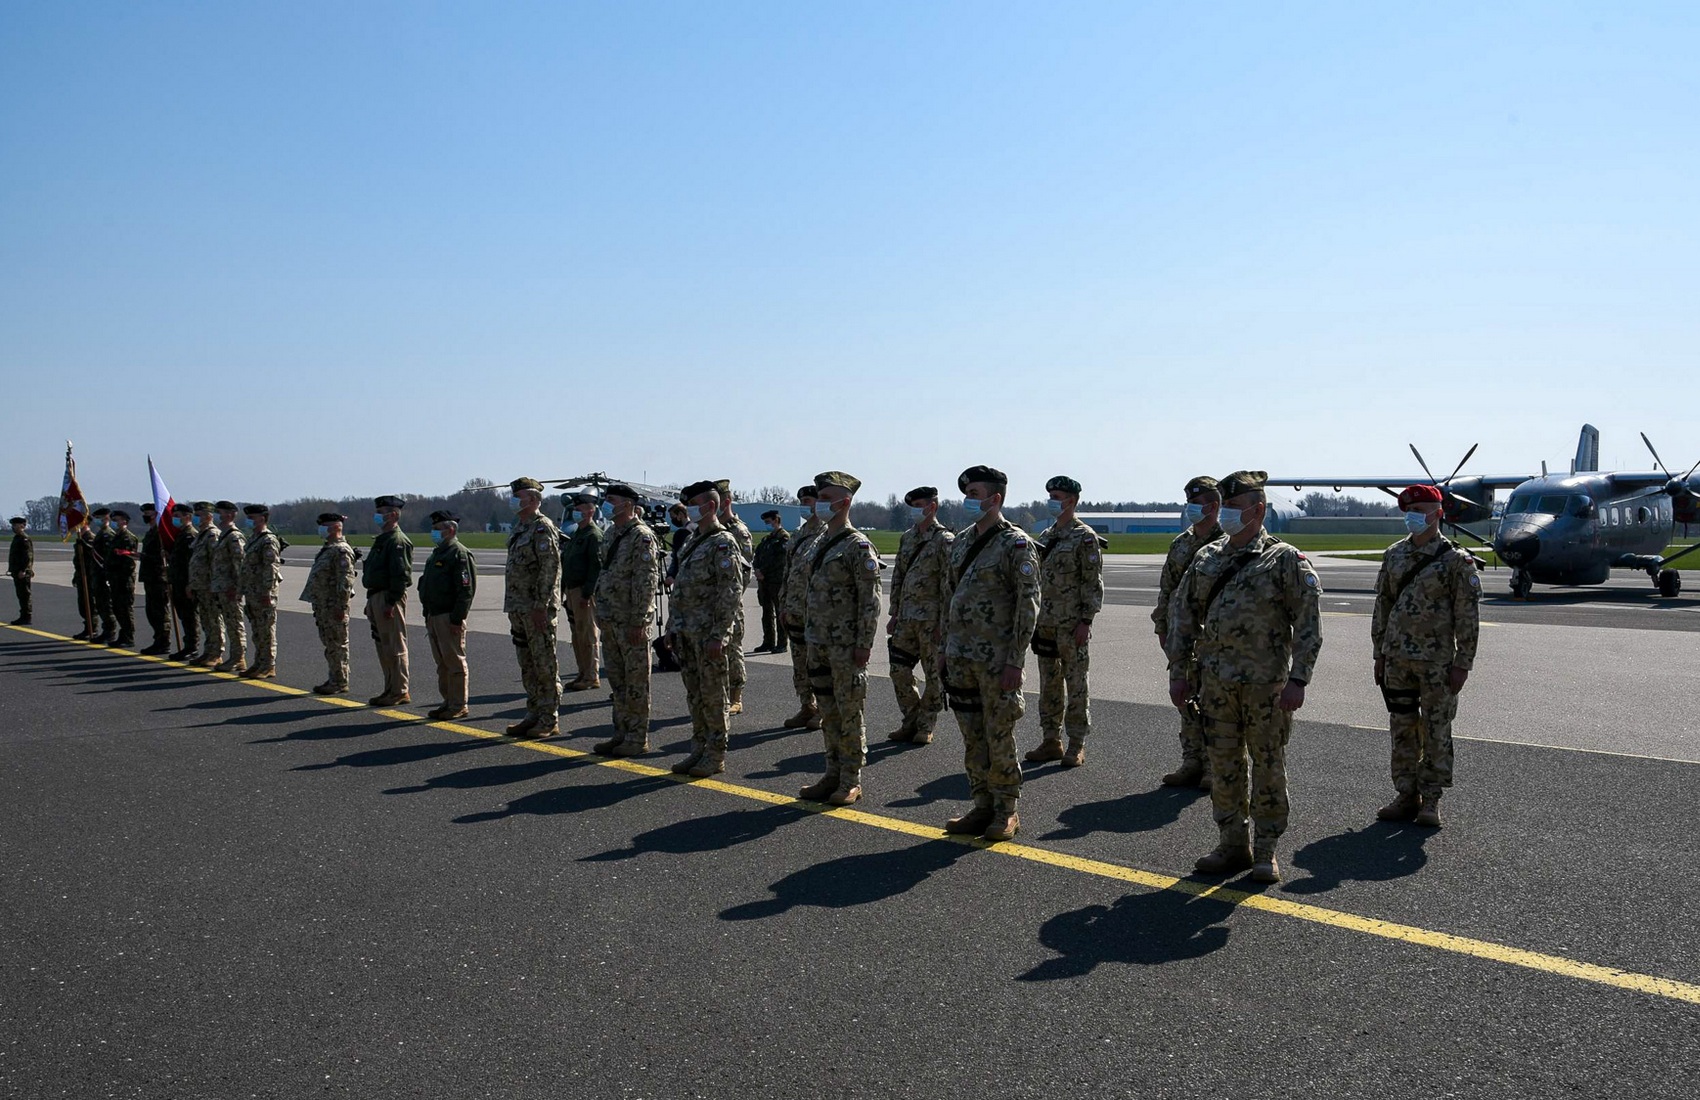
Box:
[1278,679,1306,712]
[999,664,1023,692]
[1168,678,1190,710]
[1448,665,1469,693]
[1374,657,1385,686]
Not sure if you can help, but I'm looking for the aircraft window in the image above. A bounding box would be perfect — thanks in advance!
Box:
[1610,507,1620,526]
[1536,496,1569,515]
[1506,495,1532,515]
[1638,506,1651,524]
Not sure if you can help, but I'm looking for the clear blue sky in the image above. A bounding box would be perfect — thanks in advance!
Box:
[4,2,1697,515]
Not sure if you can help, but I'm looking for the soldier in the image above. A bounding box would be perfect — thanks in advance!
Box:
[7,516,31,626]
[592,484,661,756]
[166,504,200,660]
[717,481,755,716]
[666,480,743,777]
[210,501,248,673]
[188,502,225,666]
[363,495,414,706]
[1167,471,1323,884]
[104,509,141,648]
[561,493,604,691]
[780,483,825,730]
[940,465,1040,842]
[301,513,358,694]
[71,523,102,639]
[419,509,477,719]
[1025,476,1105,768]
[1372,483,1481,829]
[886,486,954,745]
[751,509,790,653]
[239,504,284,679]
[136,504,172,654]
[504,478,562,738]
[798,472,882,805]
[88,507,117,643]
[1153,476,1225,788]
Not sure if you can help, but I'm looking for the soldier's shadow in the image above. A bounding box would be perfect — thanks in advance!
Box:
[453,772,674,824]
[1041,786,1208,841]
[885,773,971,808]
[1017,889,1232,980]
[385,754,590,795]
[1282,822,1431,895]
[581,805,804,862]
[744,749,825,780]
[719,839,974,921]
[293,733,491,772]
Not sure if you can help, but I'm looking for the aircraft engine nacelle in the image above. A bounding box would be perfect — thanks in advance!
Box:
[1675,490,1700,528]
[1441,476,1494,524]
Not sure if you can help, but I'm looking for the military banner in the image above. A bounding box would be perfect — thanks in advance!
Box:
[58,442,88,538]
[148,456,178,552]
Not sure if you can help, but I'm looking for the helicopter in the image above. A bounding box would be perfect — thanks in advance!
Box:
[1275,425,1700,599]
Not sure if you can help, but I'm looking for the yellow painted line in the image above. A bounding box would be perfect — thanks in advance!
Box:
[5,623,1699,1005]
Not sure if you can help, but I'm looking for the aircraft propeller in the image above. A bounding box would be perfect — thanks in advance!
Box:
[1638,433,1700,502]
[1409,443,1491,546]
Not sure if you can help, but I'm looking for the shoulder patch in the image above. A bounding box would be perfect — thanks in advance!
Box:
[1019,562,1034,575]
[1304,573,1319,587]
[1468,574,1480,589]
[1013,537,1029,549]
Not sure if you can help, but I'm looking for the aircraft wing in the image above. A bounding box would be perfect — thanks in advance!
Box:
[1603,472,1674,491]
[1271,475,1533,491]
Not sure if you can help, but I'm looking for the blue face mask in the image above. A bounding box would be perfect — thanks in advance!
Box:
[92,518,106,531]
[317,525,329,538]
[814,500,836,520]
[961,498,983,516]
[1218,507,1245,536]
[508,496,523,512]
[171,516,184,528]
[1404,510,1434,534]
[430,529,445,544]
[1045,499,1064,516]
[373,513,386,526]
[242,517,255,529]
[600,501,615,519]
[1183,503,1205,525]
[909,506,926,521]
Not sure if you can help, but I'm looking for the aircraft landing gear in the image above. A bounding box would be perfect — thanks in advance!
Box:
[1510,570,1533,599]
[1657,568,1682,598]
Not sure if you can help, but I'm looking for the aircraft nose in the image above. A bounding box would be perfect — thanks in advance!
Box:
[1496,533,1540,566]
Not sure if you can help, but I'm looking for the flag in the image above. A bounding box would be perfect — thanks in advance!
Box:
[58,441,88,538]
[148,456,178,552]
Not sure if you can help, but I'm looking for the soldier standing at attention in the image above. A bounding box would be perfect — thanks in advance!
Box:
[504,478,562,738]
[1167,471,1323,884]
[750,509,790,653]
[666,480,743,778]
[941,465,1040,842]
[1025,476,1104,768]
[239,504,284,679]
[188,502,224,665]
[798,472,882,805]
[1154,476,1224,789]
[89,507,118,643]
[716,481,755,716]
[363,496,414,706]
[1372,484,1481,829]
[592,484,661,757]
[104,510,142,648]
[7,516,31,626]
[71,523,102,640]
[166,504,200,660]
[419,510,476,720]
[302,513,358,694]
[137,503,172,655]
[210,501,247,673]
[885,486,954,746]
[780,484,825,730]
[561,493,605,691]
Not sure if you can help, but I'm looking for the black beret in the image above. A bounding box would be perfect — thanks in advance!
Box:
[510,477,543,494]
[797,484,819,501]
[1218,471,1268,499]
[760,510,781,521]
[814,470,862,494]
[429,510,461,525]
[374,495,405,510]
[957,465,1008,492]
[317,512,347,524]
[170,503,193,515]
[8,516,25,525]
[605,483,642,503]
[904,486,939,505]
[680,480,717,502]
[92,507,110,517]
[140,502,157,512]
[214,500,237,512]
[243,504,269,516]
[109,509,130,521]
[1045,475,1082,495]
[1184,476,1221,498]
[193,500,214,511]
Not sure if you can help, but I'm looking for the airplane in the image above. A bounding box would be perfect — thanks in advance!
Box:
[1275,425,1700,599]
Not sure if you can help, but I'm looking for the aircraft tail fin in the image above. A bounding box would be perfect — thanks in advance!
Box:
[1572,424,1600,473]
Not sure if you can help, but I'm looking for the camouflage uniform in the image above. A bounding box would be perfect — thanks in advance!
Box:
[105,526,142,645]
[1372,535,1481,802]
[944,518,1040,815]
[89,524,116,639]
[887,520,954,740]
[212,524,248,669]
[1153,521,1224,772]
[1167,531,1322,858]
[724,512,754,697]
[240,529,284,673]
[667,524,743,763]
[804,524,882,794]
[505,511,562,725]
[781,513,825,714]
[1033,518,1104,751]
[594,516,661,749]
[301,537,357,689]
[189,523,224,661]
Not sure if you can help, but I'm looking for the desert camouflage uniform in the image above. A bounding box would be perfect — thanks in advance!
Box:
[505,512,562,724]
[944,518,1041,814]
[667,526,743,755]
[1153,522,1224,769]
[241,530,284,672]
[724,513,754,693]
[782,513,826,709]
[1034,519,1104,747]
[888,520,954,738]
[189,524,223,659]
[595,516,661,746]
[1167,531,1322,856]
[1372,535,1481,800]
[301,537,357,688]
[212,525,248,666]
[805,526,883,786]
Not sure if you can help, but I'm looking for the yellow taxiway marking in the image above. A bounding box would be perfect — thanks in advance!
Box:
[6,623,1699,1006]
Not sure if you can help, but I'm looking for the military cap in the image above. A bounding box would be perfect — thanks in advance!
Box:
[904,485,939,505]
[1045,475,1082,495]
[680,480,718,502]
[109,509,130,521]
[604,483,642,503]
[374,495,405,510]
[8,516,25,525]
[957,465,1008,492]
[1183,475,1220,498]
[1397,483,1445,510]
[317,512,347,524]
[797,484,820,501]
[1217,471,1267,500]
[713,479,732,497]
[193,500,214,512]
[170,503,193,515]
[214,500,237,512]
[428,509,461,525]
[92,506,110,517]
[140,501,158,512]
[813,471,862,494]
[760,509,781,522]
[243,504,269,516]
[510,477,543,494]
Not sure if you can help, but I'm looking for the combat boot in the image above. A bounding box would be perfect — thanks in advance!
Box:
[436,706,470,721]
[944,806,995,836]
[607,739,649,757]
[886,726,918,743]
[828,770,862,807]
[1413,796,1442,828]
[191,654,221,668]
[687,749,725,778]
[1194,844,1253,876]
[95,629,116,646]
[1251,851,1281,883]
[114,635,134,649]
[313,682,347,695]
[1377,792,1421,822]
[169,647,193,661]
[529,721,559,738]
[505,714,539,738]
[728,688,743,716]
[1024,737,1065,763]
[140,641,170,656]
[782,704,819,729]
[215,657,246,675]
[911,725,934,745]
[72,628,93,641]
[982,810,1020,842]
[1060,739,1086,768]
[671,743,706,775]
[1162,760,1206,787]
[798,771,840,801]
[592,735,625,755]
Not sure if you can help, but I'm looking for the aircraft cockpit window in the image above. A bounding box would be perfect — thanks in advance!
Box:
[1536,496,1569,515]
[1506,496,1531,515]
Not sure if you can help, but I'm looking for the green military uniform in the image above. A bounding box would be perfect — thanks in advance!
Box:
[166,509,200,658]
[7,522,32,625]
[504,485,562,732]
[1154,501,1225,784]
[419,518,477,715]
[211,513,248,672]
[362,506,415,703]
[1030,489,1104,764]
[887,503,954,744]
[104,521,141,647]
[752,521,790,651]
[239,513,284,677]
[561,516,605,688]
[89,518,117,641]
[301,521,358,692]
[780,500,826,727]
[666,487,744,777]
[138,517,171,653]
[592,493,661,754]
[188,512,224,663]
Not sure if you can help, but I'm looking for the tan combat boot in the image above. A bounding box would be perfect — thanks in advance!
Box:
[592,735,625,755]
[798,771,839,801]
[1194,844,1253,876]
[944,806,994,836]
[608,738,649,757]
[1377,792,1421,822]
[670,743,706,775]
[886,726,917,742]
[728,688,743,716]
[828,770,862,807]
[1251,850,1281,883]
[313,681,346,695]
[782,703,819,729]
[1060,739,1086,768]
[1413,796,1442,828]
[436,706,470,721]
[687,749,726,778]
[1162,760,1206,787]
[1024,738,1065,763]
[910,726,934,745]
[505,715,539,738]
[983,809,1020,842]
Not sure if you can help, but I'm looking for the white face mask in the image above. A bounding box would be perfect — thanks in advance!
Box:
[1218,507,1246,536]
[1404,510,1435,534]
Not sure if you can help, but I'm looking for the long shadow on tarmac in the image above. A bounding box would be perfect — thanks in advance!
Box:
[719,838,975,920]
[1018,888,1233,979]
[293,733,496,772]
[582,805,806,862]
[454,770,676,824]
[1282,822,1431,894]
[386,754,591,795]
[1041,785,1209,841]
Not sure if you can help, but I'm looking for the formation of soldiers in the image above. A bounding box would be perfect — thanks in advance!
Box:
[5,468,1479,883]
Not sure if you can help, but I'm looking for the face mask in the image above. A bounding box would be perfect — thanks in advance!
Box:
[600,501,615,519]
[814,500,835,519]
[317,525,329,538]
[909,506,926,521]
[1404,510,1434,534]
[373,513,386,526]
[242,517,255,529]
[172,516,184,528]
[1218,507,1245,536]
[1183,503,1205,525]
[962,498,982,516]
[93,519,106,531]
[1045,499,1064,516]
[509,496,523,512]
[430,529,445,544]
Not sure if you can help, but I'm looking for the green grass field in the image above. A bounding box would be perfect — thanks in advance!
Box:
[1339,543,1700,570]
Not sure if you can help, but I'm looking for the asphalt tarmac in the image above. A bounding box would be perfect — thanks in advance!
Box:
[4,569,1699,1099]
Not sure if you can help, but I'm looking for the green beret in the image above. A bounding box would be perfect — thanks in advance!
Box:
[680,480,717,502]
[1218,471,1268,499]
[374,495,405,510]
[193,501,214,512]
[170,503,193,515]
[904,486,939,504]
[714,479,732,495]
[1045,475,1082,495]
[797,484,819,501]
[214,500,237,512]
[571,492,600,505]
[242,504,269,516]
[429,509,461,525]
[1183,476,1220,498]
[510,477,543,494]
[813,470,861,494]
[140,502,157,512]
[957,465,1007,493]
[605,483,642,503]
